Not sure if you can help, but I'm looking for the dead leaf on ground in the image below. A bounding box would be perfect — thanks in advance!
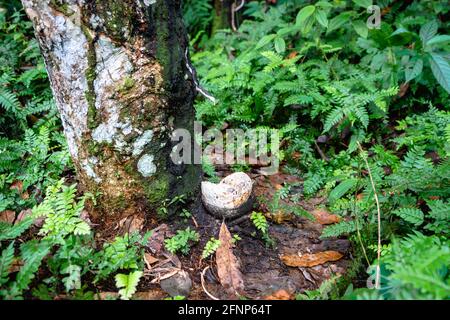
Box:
[9,258,23,273]
[10,180,29,200]
[263,289,294,300]
[146,224,171,254]
[16,209,44,227]
[0,210,15,224]
[265,210,292,224]
[10,180,23,193]
[311,209,341,225]
[80,210,94,226]
[216,222,245,297]
[117,216,144,233]
[281,251,344,268]
[144,253,159,269]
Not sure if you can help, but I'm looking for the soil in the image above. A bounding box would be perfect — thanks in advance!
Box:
[134,167,352,300]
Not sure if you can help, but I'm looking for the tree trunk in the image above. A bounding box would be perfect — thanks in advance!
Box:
[212,0,232,33]
[21,0,202,225]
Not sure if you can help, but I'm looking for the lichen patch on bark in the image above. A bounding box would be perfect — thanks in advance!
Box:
[23,0,202,222]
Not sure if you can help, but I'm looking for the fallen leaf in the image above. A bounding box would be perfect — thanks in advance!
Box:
[9,258,23,273]
[10,180,29,199]
[265,210,292,224]
[10,180,23,193]
[311,209,341,225]
[16,209,44,227]
[291,152,301,160]
[263,289,294,300]
[281,251,344,268]
[118,216,144,233]
[216,222,245,297]
[144,253,159,267]
[147,224,170,254]
[398,82,409,97]
[287,51,298,59]
[15,209,30,223]
[80,210,93,225]
[0,210,15,224]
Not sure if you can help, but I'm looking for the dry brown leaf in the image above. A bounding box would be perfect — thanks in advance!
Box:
[263,289,294,300]
[311,209,341,225]
[281,251,344,268]
[129,216,144,233]
[216,222,245,297]
[10,180,29,199]
[16,209,31,223]
[9,258,23,273]
[265,210,292,224]
[146,224,169,248]
[10,180,23,193]
[144,253,159,266]
[0,210,15,224]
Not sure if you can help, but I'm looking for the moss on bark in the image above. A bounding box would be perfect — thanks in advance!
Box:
[24,0,202,225]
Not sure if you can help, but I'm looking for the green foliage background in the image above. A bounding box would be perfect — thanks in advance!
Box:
[0,0,449,300]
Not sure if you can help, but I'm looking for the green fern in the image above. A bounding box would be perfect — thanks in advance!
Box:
[0,242,15,286]
[250,212,269,235]
[392,208,424,226]
[201,238,221,259]
[115,271,143,300]
[321,220,356,238]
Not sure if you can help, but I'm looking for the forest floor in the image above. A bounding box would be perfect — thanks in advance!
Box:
[93,164,353,300]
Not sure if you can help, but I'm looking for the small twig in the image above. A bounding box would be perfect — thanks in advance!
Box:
[354,209,370,266]
[314,141,329,162]
[228,214,250,226]
[201,266,220,300]
[191,214,199,228]
[357,142,381,290]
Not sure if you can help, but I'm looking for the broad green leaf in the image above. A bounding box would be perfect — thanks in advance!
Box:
[296,5,316,27]
[429,53,450,93]
[256,34,276,49]
[277,27,295,37]
[389,28,414,46]
[352,20,368,38]
[315,10,328,28]
[405,59,423,82]
[426,34,450,47]
[420,20,438,45]
[301,15,315,34]
[316,1,333,8]
[115,271,143,300]
[329,179,358,203]
[327,12,352,32]
[274,37,286,53]
[352,0,372,8]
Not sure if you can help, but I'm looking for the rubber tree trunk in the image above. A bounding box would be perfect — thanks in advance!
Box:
[21,0,202,224]
[212,0,232,33]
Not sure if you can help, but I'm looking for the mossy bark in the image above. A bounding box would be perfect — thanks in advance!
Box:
[212,0,232,33]
[21,0,202,226]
